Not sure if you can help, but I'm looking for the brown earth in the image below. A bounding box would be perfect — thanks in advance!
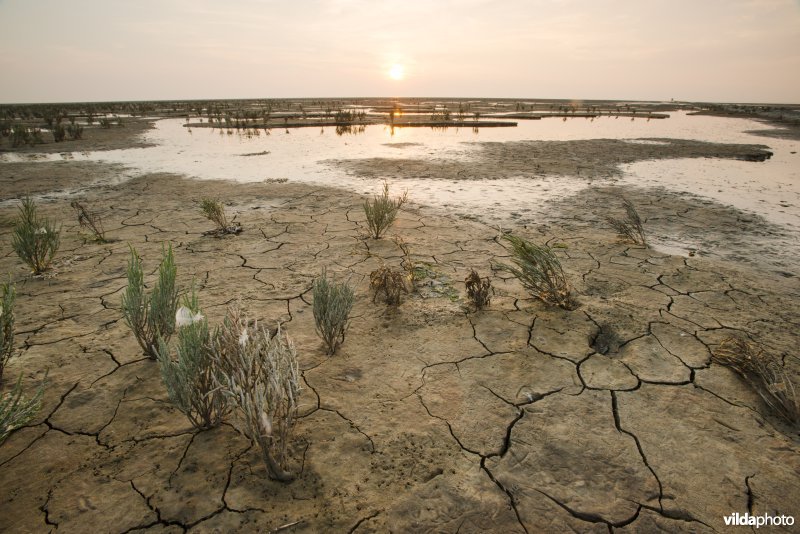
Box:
[0,120,798,533]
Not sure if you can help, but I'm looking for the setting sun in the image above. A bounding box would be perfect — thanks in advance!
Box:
[388,64,404,80]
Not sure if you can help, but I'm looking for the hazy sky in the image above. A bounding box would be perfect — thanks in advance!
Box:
[1,0,798,103]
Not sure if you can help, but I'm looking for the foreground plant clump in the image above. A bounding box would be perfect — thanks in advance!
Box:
[0,281,15,384]
[212,304,300,481]
[497,233,575,309]
[121,245,180,359]
[713,336,799,425]
[313,269,355,355]
[71,200,106,243]
[370,263,409,305]
[11,197,61,275]
[363,181,407,239]
[0,374,45,446]
[157,290,227,430]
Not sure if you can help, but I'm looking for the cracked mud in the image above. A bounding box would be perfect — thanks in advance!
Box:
[1,129,799,533]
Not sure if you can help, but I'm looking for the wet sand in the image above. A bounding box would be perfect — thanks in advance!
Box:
[1,118,798,532]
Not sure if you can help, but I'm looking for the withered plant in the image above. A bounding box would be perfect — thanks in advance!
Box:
[713,337,798,425]
[465,269,491,310]
[363,181,407,239]
[212,304,300,481]
[70,200,106,242]
[370,263,408,305]
[200,198,242,236]
[606,198,646,246]
[496,234,575,310]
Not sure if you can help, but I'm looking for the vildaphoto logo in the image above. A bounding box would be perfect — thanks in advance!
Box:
[723,512,795,528]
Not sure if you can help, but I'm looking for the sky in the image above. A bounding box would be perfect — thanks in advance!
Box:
[0,0,798,104]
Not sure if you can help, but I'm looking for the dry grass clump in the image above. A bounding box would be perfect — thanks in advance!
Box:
[71,200,106,243]
[313,269,355,355]
[212,304,300,482]
[0,281,14,384]
[606,198,646,246]
[12,196,61,275]
[713,337,798,425]
[370,264,409,305]
[156,290,227,430]
[363,181,407,239]
[201,198,242,236]
[465,269,491,310]
[121,245,179,359]
[496,234,575,310]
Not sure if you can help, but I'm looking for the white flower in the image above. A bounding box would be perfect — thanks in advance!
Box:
[260,411,272,436]
[238,328,249,347]
[35,227,49,235]
[175,306,204,327]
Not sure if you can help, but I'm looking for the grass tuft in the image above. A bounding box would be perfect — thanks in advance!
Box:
[11,197,61,275]
[465,269,491,310]
[713,337,798,425]
[496,234,575,309]
[606,197,646,246]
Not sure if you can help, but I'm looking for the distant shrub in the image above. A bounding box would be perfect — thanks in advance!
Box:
[465,269,491,310]
[1,373,45,445]
[10,125,43,147]
[200,198,241,236]
[713,337,798,425]
[66,123,83,140]
[313,269,355,355]
[212,305,300,481]
[370,263,408,305]
[363,181,407,239]
[157,289,227,430]
[0,281,15,384]
[99,118,112,129]
[496,234,574,309]
[11,196,61,275]
[121,245,180,359]
[70,200,106,242]
[606,198,646,246]
[52,123,66,142]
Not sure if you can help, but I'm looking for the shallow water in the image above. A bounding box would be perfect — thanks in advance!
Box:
[3,111,799,239]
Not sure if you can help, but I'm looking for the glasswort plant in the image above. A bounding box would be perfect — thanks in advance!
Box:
[313,269,355,355]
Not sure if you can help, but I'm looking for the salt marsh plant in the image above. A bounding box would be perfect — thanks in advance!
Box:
[201,198,241,236]
[212,305,300,481]
[363,182,407,239]
[465,269,491,310]
[496,234,574,309]
[0,373,45,445]
[0,281,15,384]
[713,337,798,425]
[70,201,106,242]
[370,263,408,305]
[157,290,227,430]
[66,123,83,140]
[313,269,355,355]
[122,245,180,359]
[606,198,646,246]
[12,197,61,275]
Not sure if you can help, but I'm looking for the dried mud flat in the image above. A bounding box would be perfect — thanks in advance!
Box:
[1,122,799,533]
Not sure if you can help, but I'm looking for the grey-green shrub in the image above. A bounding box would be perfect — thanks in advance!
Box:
[363,181,407,239]
[0,281,15,384]
[11,197,61,274]
[496,234,574,310]
[1,373,45,445]
[121,245,179,359]
[313,269,355,355]
[157,289,227,430]
[212,305,300,482]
